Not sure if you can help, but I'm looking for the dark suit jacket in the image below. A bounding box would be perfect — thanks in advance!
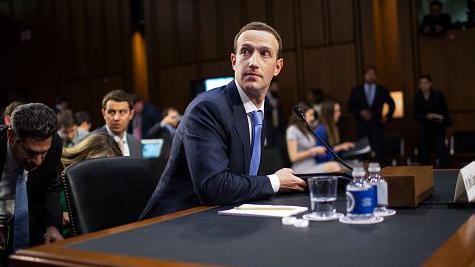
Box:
[0,125,62,246]
[414,89,451,126]
[141,81,274,218]
[127,103,161,139]
[348,84,395,135]
[94,126,142,158]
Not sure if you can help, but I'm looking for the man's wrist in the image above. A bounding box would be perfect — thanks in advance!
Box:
[267,174,280,193]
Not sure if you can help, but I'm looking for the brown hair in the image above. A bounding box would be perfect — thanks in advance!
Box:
[318,100,340,146]
[233,21,283,59]
[4,101,24,117]
[288,102,315,141]
[57,109,76,128]
[101,90,133,110]
[61,133,122,169]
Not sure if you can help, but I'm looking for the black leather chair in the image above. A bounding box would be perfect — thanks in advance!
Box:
[62,157,159,236]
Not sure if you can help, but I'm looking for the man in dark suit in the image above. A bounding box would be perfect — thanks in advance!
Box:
[95,90,142,158]
[348,66,395,162]
[141,22,306,218]
[0,103,63,262]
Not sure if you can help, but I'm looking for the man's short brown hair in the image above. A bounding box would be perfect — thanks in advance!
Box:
[57,109,76,128]
[233,22,283,59]
[101,90,133,110]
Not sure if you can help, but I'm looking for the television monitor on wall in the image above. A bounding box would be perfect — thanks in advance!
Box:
[190,76,234,99]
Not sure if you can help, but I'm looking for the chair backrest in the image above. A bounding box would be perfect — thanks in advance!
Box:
[62,157,158,236]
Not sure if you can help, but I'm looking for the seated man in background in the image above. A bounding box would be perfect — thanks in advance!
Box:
[74,111,92,134]
[420,0,452,35]
[141,22,306,219]
[57,110,88,148]
[0,103,63,263]
[95,90,142,158]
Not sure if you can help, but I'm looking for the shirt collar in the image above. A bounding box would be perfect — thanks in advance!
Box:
[105,125,127,144]
[234,80,265,114]
[6,140,23,175]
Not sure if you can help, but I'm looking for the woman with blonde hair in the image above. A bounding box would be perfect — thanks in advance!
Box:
[61,132,122,168]
[60,133,122,237]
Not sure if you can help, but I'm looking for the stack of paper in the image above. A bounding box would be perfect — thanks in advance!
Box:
[218,204,308,218]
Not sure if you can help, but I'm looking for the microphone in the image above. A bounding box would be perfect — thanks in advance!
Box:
[293,105,353,172]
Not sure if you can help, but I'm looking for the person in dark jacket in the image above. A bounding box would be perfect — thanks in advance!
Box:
[414,74,451,166]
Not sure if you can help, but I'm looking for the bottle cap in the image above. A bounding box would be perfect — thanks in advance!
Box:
[282,216,297,225]
[352,166,365,177]
[368,162,381,172]
[293,219,309,228]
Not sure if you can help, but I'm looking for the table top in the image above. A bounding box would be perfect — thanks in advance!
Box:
[10,169,475,267]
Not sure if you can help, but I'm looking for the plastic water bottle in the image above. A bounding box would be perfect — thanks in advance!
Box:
[367,163,380,211]
[344,166,375,221]
[369,163,396,217]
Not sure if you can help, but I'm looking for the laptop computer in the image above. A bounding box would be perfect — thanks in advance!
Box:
[141,139,164,159]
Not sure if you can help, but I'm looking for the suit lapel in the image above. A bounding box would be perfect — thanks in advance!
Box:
[226,81,251,174]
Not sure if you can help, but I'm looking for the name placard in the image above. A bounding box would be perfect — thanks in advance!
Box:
[454,161,475,202]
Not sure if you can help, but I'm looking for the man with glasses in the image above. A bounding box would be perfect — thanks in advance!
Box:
[0,103,63,262]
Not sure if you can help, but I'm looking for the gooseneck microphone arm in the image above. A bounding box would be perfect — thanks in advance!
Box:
[293,105,354,172]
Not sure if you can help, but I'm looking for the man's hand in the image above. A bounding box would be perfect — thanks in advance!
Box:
[44,226,64,244]
[427,113,444,122]
[360,109,373,121]
[275,168,307,193]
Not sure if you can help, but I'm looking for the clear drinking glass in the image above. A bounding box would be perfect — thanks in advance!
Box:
[304,176,342,221]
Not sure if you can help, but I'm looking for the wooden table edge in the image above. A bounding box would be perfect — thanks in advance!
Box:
[9,205,219,267]
[423,214,475,267]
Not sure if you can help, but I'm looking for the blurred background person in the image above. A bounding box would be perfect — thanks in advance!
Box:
[414,74,451,166]
[57,110,88,148]
[314,100,354,169]
[420,0,452,35]
[307,87,326,116]
[60,133,122,237]
[286,102,341,173]
[348,66,395,162]
[264,79,285,148]
[2,101,24,126]
[74,111,92,134]
[147,107,180,159]
[128,95,161,140]
[53,96,70,113]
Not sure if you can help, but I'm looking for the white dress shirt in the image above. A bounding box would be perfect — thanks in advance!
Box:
[105,125,130,156]
[235,80,280,193]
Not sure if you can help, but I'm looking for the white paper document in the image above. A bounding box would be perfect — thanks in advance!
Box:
[454,161,475,202]
[218,204,308,218]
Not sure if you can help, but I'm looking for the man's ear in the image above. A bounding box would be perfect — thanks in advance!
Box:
[230,53,237,71]
[273,58,284,77]
[6,127,15,143]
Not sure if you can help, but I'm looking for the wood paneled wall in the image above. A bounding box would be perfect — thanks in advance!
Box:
[418,28,475,133]
[0,0,132,127]
[145,0,364,132]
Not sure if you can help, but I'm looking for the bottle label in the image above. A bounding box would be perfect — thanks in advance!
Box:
[372,184,378,208]
[376,181,388,205]
[346,188,374,215]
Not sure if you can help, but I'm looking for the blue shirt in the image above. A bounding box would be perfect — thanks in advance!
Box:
[314,125,335,163]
